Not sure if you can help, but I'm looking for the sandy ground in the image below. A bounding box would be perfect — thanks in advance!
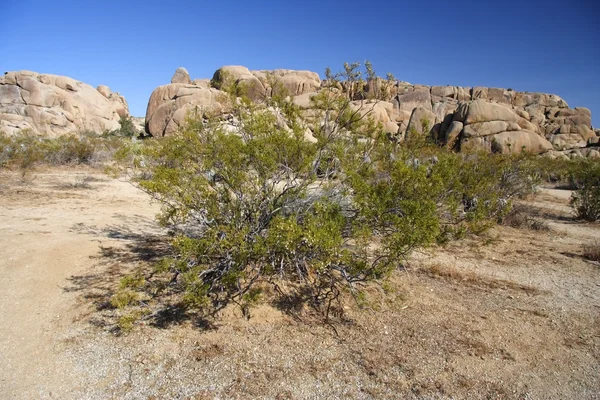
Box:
[0,168,598,399]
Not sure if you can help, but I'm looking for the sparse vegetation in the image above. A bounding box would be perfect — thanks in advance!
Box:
[0,130,131,175]
[422,263,540,294]
[570,160,600,221]
[582,241,600,261]
[502,203,549,231]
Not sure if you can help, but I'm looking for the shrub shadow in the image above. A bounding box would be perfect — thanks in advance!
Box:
[64,218,211,330]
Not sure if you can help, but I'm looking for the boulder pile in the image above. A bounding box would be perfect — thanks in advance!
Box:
[145,66,598,158]
[0,70,128,137]
[0,65,596,159]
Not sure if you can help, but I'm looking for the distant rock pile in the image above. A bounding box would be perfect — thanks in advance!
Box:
[145,66,320,137]
[0,66,597,159]
[0,70,128,137]
[145,66,599,158]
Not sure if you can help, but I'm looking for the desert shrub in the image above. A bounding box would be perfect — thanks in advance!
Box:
[534,155,574,185]
[582,241,600,261]
[110,290,139,309]
[570,160,600,221]
[114,62,547,323]
[43,135,96,164]
[0,130,130,171]
[103,115,139,138]
[0,130,43,169]
[501,204,549,231]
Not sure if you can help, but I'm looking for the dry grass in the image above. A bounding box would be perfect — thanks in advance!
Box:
[582,241,600,262]
[502,203,549,231]
[421,263,541,295]
[2,168,599,399]
[55,176,95,190]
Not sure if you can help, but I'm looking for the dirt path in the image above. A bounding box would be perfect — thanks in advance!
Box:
[0,169,598,399]
[0,169,162,398]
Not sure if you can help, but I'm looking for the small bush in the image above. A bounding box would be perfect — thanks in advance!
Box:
[570,161,600,221]
[502,204,548,231]
[102,116,139,138]
[117,312,140,333]
[582,241,600,261]
[0,131,130,171]
[110,289,139,309]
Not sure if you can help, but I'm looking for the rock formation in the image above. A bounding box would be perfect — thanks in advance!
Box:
[146,66,321,137]
[0,70,128,137]
[171,67,192,85]
[146,66,598,158]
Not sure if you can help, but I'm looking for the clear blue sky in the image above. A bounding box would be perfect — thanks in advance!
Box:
[1,0,599,124]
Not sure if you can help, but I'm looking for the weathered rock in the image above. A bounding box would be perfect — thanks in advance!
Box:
[575,125,595,141]
[431,86,470,102]
[472,87,513,105]
[463,121,510,137]
[212,66,266,101]
[588,136,600,146]
[171,67,191,84]
[350,100,393,124]
[396,87,432,112]
[192,79,211,89]
[444,121,463,148]
[142,65,595,156]
[548,134,587,150]
[452,102,470,123]
[556,148,600,160]
[464,100,520,124]
[515,109,530,120]
[383,121,400,135]
[0,70,128,137]
[462,131,552,154]
[96,85,111,98]
[432,100,458,125]
[252,69,321,97]
[406,107,437,135]
[580,148,600,159]
[292,92,318,109]
[145,83,229,137]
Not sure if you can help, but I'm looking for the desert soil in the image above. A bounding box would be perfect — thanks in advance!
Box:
[0,167,598,399]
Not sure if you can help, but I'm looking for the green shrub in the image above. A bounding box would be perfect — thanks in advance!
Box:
[114,62,547,323]
[0,131,130,171]
[102,116,139,138]
[570,160,600,221]
[110,289,139,309]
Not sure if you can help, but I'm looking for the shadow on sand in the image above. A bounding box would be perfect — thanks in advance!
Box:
[63,214,209,330]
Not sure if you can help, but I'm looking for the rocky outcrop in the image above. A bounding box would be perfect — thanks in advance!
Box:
[171,67,191,84]
[145,66,597,157]
[252,69,321,97]
[407,107,438,136]
[0,70,128,137]
[211,66,266,101]
[462,131,553,155]
[147,66,322,137]
[145,84,230,137]
[444,100,552,154]
[210,66,321,102]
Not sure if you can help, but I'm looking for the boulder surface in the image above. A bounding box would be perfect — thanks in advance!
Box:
[0,71,128,137]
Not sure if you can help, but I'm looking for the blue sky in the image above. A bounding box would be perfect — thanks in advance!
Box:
[1,0,599,124]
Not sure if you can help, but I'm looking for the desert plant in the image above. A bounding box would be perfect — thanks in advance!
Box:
[114,63,432,320]
[0,130,130,170]
[113,62,547,324]
[582,241,600,261]
[570,160,600,221]
[501,204,548,230]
